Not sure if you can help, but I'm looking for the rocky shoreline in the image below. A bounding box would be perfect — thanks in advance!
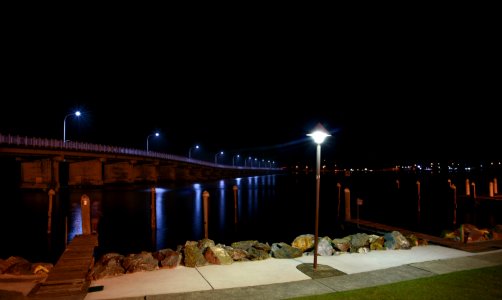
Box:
[2,222,500,282]
[88,230,427,280]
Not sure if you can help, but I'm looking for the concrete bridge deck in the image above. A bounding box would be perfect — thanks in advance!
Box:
[0,133,282,189]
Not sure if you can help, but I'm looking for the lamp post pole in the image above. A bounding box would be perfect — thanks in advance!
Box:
[232,154,240,166]
[63,111,81,143]
[314,143,321,269]
[214,151,223,164]
[189,145,199,159]
[307,123,331,270]
[146,132,159,152]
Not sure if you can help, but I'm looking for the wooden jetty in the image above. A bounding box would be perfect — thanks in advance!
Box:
[346,218,502,253]
[28,234,98,299]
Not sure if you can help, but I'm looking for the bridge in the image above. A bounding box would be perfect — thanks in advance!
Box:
[0,133,282,189]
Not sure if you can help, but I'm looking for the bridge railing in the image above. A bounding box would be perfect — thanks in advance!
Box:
[0,133,277,170]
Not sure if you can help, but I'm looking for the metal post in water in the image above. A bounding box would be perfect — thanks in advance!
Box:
[47,189,56,234]
[336,183,341,218]
[202,190,210,239]
[344,188,351,221]
[233,185,238,224]
[494,178,498,194]
[81,194,91,235]
[489,182,494,197]
[65,216,68,248]
[465,179,470,196]
[356,198,363,228]
[451,184,457,225]
[151,186,157,250]
[151,187,156,229]
[416,180,421,223]
[472,182,476,199]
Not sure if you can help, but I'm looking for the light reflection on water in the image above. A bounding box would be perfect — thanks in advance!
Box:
[218,180,226,231]
[154,187,168,249]
[68,201,82,241]
[1,172,501,263]
[192,183,203,240]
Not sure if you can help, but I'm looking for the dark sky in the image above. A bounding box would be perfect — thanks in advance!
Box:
[1,17,500,168]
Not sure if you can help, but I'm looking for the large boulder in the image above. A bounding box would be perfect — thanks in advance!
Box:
[292,234,314,252]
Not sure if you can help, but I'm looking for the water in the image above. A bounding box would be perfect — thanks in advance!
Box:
[1,160,500,264]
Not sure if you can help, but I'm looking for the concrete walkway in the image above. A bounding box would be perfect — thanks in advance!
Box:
[82,246,502,300]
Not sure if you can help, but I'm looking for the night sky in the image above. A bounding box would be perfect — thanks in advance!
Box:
[1,19,500,168]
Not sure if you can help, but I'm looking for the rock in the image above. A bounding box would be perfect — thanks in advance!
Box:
[123,251,159,273]
[384,231,411,250]
[31,263,53,275]
[292,234,314,252]
[231,240,258,250]
[204,246,233,265]
[271,242,303,258]
[184,243,208,267]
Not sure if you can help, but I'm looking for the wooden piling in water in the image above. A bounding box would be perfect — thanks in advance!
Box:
[203,190,209,239]
[151,187,156,229]
[47,189,55,234]
[233,185,238,224]
[344,188,351,221]
[80,194,91,235]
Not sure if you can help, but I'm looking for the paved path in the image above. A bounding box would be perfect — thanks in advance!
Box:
[83,246,502,300]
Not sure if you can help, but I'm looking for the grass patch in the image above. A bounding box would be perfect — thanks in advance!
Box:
[290,265,502,300]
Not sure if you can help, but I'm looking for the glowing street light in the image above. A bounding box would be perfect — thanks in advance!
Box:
[214,151,223,164]
[63,111,81,143]
[307,122,331,270]
[188,145,200,159]
[146,132,160,152]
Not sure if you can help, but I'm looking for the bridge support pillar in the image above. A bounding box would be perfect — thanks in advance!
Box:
[159,164,176,182]
[20,158,60,189]
[103,161,135,184]
[68,159,104,186]
[133,163,159,183]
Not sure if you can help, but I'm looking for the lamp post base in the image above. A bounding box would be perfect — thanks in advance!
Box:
[296,263,346,279]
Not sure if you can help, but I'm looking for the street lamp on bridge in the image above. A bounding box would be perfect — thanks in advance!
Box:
[245,157,252,167]
[214,151,223,164]
[232,154,240,166]
[188,145,200,159]
[146,132,160,152]
[307,122,331,270]
[63,111,81,143]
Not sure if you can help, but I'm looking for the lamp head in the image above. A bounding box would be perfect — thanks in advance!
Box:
[307,123,331,145]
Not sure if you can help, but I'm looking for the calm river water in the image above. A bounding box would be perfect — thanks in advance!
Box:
[1,161,500,264]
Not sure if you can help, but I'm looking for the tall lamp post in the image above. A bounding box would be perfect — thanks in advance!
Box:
[214,151,223,164]
[188,145,199,159]
[63,111,81,143]
[146,132,159,152]
[307,123,331,270]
